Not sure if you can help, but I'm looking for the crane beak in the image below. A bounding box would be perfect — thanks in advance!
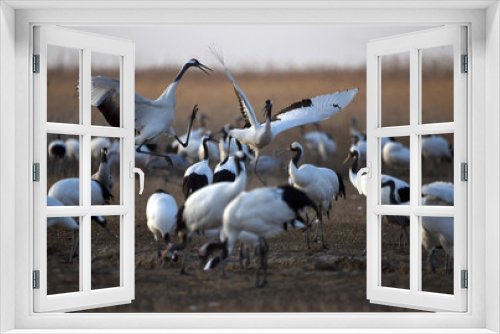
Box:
[196,62,213,75]
[277,148,290,156]
[343,153,353,164]
[261,100,273,114]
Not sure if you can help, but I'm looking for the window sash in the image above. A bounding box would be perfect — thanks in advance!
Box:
[366,26,468,312]
[33,25,136,313]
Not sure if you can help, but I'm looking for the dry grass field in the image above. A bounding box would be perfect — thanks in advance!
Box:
[45,64,454,312]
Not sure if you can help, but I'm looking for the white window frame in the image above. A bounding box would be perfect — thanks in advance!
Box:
[1,1,499,333]
[366,26,468,312]
[33,25,136,312]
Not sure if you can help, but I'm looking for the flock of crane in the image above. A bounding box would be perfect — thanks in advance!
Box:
[46,46,455,288]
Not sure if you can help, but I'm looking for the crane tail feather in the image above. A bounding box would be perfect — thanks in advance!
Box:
[208,43,225,67]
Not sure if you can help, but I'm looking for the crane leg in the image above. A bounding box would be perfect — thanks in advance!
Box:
[255,237,269,288]
[253,154,267,186]
[173,104,199,148]
[403,224,410,248]
[180,233,193,275]
[245,246,251,270]
[69,230,79,264]
[136,142,173,167]
[319,212,329,250]
[445,254,452,276]
[304,212,315,250]
[429,247,437,273]
[239,245,244,270]
[155,238,161,267]
[312,217,320,243]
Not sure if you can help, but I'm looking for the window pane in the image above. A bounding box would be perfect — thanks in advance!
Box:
[421,45,454,124]
[91,137,120,205]
[381,215,410,290]
[381,52,410,127]
[92,215,121,290]
[91,52,121,127]
[421,216,454,294]
[47,215,80,295]
[381,136,410,205]
[421,133,454,206]
[47,133,80,205]
[47,45,81,124]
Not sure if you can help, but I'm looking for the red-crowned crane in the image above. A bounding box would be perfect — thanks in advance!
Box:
[47,196,79,263]
[287,142,345,250]
[218,185,315,287]
[146,189,178,267]
[168,151,248,274]
[182,135,215,200]
[48,148,114,237]
[209,45,358,184]
[383,137,410,170]
[88,59,212,161]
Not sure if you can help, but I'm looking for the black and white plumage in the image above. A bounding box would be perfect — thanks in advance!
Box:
[350,135,367,167]
[146,189,178,267]
[209,45,358,183]
[88,59,212,159]
[345,146,410,253]
[219,185,316,287]
[91,137,111,161]
[179,151,247,233]
[287,142,345,249]
[383,137,410,170]
[198,132,220,164]
[345,146,410,204]
[213,140,246,183]
[48,148,113,236]
[171,152,248,273]
[47,196,79,263]
[48,135,67,160]
[381,179,410,249]
[201,220,304,271]
[422,135,453,163]
[182,135,214,199]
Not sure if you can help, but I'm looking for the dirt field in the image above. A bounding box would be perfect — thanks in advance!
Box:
[45,65,454,312]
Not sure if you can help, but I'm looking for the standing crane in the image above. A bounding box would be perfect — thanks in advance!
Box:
[287,142,345,249]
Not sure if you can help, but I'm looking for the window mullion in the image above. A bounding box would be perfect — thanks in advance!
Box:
[81,48,92,294]
[409,47,420,294]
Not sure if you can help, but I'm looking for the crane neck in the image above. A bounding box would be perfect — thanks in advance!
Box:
[202,138,210,161]
[174,63,191,83]
[348,152,359,189]
[381,180,397,204]
[264,109,272,131]
[292,148,302,168]
[234,163,247,190]
[158,62,191,102]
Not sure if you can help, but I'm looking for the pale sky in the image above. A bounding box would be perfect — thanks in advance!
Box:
[54,25,441,71]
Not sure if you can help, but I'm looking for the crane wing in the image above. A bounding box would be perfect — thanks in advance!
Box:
[86,76,152,128]
[271,88,359,137]
[209,44,258,128]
